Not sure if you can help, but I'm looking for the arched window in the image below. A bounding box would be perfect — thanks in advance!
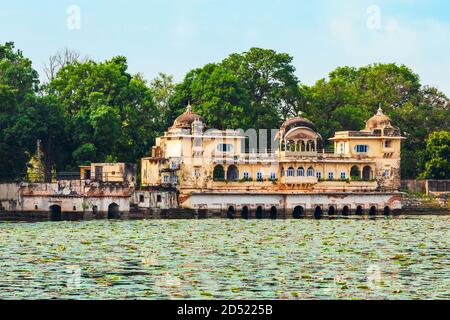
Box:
[226,165,239,181]
[297,167,304,177]
[363,166,372,181]
[213,165,225,181]
[350,166,361,180]
[287,167,295,177]
[307,167,314,177]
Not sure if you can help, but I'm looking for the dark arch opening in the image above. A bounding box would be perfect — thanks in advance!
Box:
[363,166,372,181]
[241,206,249,219]
[314,206,323,219]
[227,206,235,219]
[384,206,391,216]
[226,165,239,181]
[270,206,277,219]
[256,206,263,219]
[92,205,98,216]
[342,206,350,216]
[213,165,225,181]
[328,206,335,215]
[369,206,377,216]
[356,205,363,215]
[50,205,62,221]
[108,203,120,219]
[350,166,361,180]
[293,206,304,219]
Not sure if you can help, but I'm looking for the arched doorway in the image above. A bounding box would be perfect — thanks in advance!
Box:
[363,166,372,181]
[92,205,98,216]
[50,205,62,221]
[314,206,323,219]
[270,206,277,219]
[342,206,350,216]
[328,206,335,215]
[356,205,363,215]
[350,166,361,180]
[293,206,304,219]
[226,165,239,181]
[384,206,391,216]
[241,206,249,219]
[227,206,235,219]
[369,206,377,216]
[108,203,120,219]
[213,165,225,181]
[256,206,263,219]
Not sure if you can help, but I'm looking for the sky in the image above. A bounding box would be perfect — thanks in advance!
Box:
[1,0,449,95]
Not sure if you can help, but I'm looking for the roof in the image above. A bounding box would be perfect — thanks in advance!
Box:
[365,108,391,130]
[172,104,204,128]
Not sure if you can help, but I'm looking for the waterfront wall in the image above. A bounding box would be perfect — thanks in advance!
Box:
[181,192,403,218]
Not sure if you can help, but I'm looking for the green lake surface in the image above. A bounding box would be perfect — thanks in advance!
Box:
[0,216,449,300]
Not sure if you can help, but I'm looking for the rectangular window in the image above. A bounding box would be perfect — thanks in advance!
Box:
[139,195,145,203]
[316,172,322,179]
[341,171,346,179]
[194,169,200,177]
[384,169,390,177]
[217,144,232,152]
[270,172,276,180]
[171,161,178,169]
[328,172,334,180]
[257,172,263,180]
[163,175,169,183]
[157,195,162,203]
[172,176,178,184]
[384,140,392,148]
[355,145,369,153]
[243,172,250,179]
[338,143,345,155]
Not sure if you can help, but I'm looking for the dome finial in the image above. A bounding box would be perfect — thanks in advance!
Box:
[186,101,192,113]
[377,104,384,116]
[297,110,303,117]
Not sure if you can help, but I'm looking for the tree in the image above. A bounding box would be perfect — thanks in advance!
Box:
[222,47,302,128]
[169,47,302,131]
[170,64,252,130]
[9,94,67,181]
[0,42,39,174]
[43,48,85,82]
[47,56,158,168]
[420,131,450,179]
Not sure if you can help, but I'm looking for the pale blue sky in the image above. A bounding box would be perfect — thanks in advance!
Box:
[1,0,449,95]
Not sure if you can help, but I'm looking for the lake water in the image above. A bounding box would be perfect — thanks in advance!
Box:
[0,216,448,300]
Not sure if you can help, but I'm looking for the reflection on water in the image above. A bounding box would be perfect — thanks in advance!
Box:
[0,216,449,300]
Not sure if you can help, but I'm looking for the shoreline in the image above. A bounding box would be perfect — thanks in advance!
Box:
[0,208,447,222]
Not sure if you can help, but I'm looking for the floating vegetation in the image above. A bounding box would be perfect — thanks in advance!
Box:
[0,216,449,299]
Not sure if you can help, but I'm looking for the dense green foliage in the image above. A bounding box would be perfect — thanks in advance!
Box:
[0,42,449,179]
[419,131,450,179]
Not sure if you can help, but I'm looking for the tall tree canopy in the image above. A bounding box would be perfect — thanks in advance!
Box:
[169,48,302,130]
[420,131,450,180]
[47,56,158,168]
[0,42,39,174]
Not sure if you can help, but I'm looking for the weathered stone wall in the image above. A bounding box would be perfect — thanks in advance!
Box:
[402,194,449,214]
[182,192,403,215]
[0,183,21,211]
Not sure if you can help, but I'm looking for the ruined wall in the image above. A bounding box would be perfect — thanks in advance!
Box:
[0,183,21,211]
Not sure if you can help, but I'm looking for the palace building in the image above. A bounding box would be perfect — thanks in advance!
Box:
[141,105,404,218]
